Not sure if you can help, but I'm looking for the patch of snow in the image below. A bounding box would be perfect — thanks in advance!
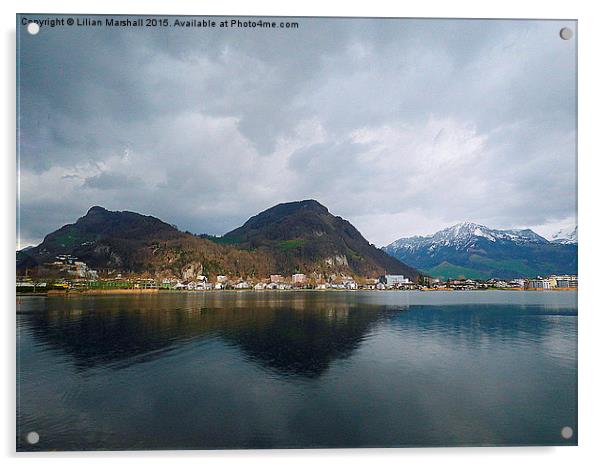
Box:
[550,226,578,244]
[385,221,553,252]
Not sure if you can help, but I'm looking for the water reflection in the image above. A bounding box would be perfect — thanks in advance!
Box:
[19,293,397,375]
[17,292,577,450]
[19,292,574,377]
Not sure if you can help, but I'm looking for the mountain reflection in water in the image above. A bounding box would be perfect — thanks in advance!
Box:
[17,291,577,450]
[19,293,401,376]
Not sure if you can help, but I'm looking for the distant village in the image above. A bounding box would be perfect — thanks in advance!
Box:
[16,254,578,293]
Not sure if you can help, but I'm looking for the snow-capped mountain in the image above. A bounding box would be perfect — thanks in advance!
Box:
[383,222,577,280]
[550,226,578,244]
[386,222,548,254]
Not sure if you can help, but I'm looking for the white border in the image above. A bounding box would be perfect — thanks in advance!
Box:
[3,1,601,465]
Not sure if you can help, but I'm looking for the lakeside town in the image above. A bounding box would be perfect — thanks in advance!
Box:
[16,253,578,294]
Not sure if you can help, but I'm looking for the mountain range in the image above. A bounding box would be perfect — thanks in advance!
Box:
[383,222,577,280]
[17,201,420,281]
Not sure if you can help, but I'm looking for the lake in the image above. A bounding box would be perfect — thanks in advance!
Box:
[16,291,577,450]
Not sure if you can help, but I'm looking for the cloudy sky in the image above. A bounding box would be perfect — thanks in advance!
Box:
[17,16,577,248]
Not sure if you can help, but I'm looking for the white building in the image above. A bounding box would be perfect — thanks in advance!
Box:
[382,275,410,287]
[555,276,578,288]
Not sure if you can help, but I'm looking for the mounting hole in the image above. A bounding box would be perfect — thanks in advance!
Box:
[26,431,40,444]
[559,27,573,40]
[561,426,574,439]
[26,22,40,35]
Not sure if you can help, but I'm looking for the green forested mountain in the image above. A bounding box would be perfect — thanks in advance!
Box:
[224,200,419,280]
[17,202,420,281]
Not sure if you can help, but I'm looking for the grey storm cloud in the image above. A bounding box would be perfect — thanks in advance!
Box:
[17,16,576,247]
[82,172,144,190]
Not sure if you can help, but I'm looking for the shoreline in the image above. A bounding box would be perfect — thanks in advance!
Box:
[16,288,578,297]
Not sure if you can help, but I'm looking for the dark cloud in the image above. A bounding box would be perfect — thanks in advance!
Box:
[17,16,576,247]
[82,172,144,190]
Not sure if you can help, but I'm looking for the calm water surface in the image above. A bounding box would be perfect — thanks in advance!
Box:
[17,291,577,450]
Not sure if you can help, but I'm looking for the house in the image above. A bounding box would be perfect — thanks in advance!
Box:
[292,273,307,285]
[509,279,525,288]
[527,279,552,290]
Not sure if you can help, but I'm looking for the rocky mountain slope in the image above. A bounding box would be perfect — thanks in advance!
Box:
[224,200,420,280]
[17,202,420,281]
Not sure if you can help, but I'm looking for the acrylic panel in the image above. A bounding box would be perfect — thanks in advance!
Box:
[16,14,577,451]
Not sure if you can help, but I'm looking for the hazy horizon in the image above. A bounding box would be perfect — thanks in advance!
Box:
[17,16,577,248]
